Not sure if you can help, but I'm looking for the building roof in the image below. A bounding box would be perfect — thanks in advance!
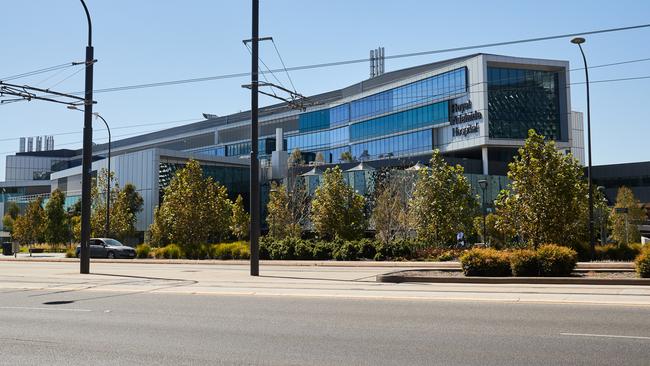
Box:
[93,53,484,153]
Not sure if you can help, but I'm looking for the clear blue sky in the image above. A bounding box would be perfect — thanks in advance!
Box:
[1,0,649,180]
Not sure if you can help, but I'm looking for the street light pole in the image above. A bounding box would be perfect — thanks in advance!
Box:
[571,37,594,261]
[79,0,94,274]
[67,106,111,238]
[478,179,488,244]
[249,0,260,276]
[94,114,111,238]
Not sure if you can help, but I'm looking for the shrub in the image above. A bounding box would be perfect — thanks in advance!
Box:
[510,249,540,277]
[536,244,577,277]
[294,240,315,260]
[460,248,511,277]
[135,244,151,259]
[436,250,457,262]
[154,244,182,259]
[375,239,418,261]
[332,240,359,261]
[595,243,642,261]
[635,247,650,278]
[65,247,76,258]
[312,241,333,260]
[212,242,250,260]
[357,239,377,260]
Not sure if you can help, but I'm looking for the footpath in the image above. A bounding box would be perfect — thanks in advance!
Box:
[1,260,649,306]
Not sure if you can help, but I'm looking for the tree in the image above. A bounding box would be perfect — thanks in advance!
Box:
[2,214,14,233]
[495,130,588,248]
[6,201,20,219]
[314,152,325,164]
[150,160,232,255]
[371,170,411,245]
[409,150,477,247]
[230,195,250,240]
[610,186,645,245]
[90,171,144,240]
[288,148,304,167]
[266,182,301,239]
[311,166,366,240]
[12,198,46,245]
[44,189,69,244]
[340,151,354,163]
[110,183,144,241]
[472,213,515,248]
[2,202,20,234]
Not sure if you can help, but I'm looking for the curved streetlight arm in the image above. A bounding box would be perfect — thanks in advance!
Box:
[79,0,92,47]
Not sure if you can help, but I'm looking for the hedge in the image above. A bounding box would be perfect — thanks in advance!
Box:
[259,237,418,261]
[460,248,511,277]
[536,244,577,277]
[635,247,650,278]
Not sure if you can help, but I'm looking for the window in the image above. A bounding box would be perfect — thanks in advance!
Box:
[487,67,562,140]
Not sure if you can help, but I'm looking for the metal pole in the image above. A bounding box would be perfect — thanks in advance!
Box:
[94,114,111,238]
[79,0,93,274]
[576,41,594,261]
[249,0,260,276]
[625,212,629,246]
[482,188,487,244]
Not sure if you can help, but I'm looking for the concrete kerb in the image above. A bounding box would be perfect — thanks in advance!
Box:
[377,269,650,286]
[0,256,636,270]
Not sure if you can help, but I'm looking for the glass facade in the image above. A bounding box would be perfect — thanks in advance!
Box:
[487,67,561,140]
[226,138,276,157]
[158,162,249,203]
[351,129,432,161]
[350,68,465,121]
[287,126,349,152]
[349,101,448,142]
[299,109,330,132]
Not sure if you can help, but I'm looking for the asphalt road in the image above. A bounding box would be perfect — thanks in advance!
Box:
[1,288,649,366]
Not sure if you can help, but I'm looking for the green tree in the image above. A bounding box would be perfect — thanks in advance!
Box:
[2,202,20,233]
[44,189,69,244]
[12,198,46,245]
[6,201,20,219]
[288,148,304,167]
[266,182,300,239]
[2,214,14,233]
[495,130,588,248]
[230,195,250,240]
[311,166,366,240]
[314,152,325,164]
[610,186,645,245]
[472,213,515,248]
[409,150,477,246]
[340,151,354,163]
[150,160,232,255]
[90,171,144,240]
[371,170,411,245]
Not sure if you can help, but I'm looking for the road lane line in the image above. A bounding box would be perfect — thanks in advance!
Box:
[0,306,91,312]
[560,332,650,340]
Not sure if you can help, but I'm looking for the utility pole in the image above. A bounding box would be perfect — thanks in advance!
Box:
[249,0,260,276]
[79,0,94,274]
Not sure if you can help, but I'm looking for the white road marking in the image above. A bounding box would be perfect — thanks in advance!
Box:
[0,306,91,312]
[561,332,650,340]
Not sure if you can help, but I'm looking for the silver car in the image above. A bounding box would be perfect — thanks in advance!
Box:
[75,238,136,259]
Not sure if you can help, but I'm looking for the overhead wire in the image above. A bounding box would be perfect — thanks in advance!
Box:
[0,62,79,82]
[29,23,650,97]
[271,39,298,93]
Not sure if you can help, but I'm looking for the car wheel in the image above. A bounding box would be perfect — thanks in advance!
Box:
[107,252,115,259]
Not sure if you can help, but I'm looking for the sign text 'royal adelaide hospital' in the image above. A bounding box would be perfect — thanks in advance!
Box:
[450,100,481,137]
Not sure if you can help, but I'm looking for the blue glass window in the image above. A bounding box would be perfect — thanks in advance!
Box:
[349,101,448,142]
[299,109,330,132]
[351,130,432,161]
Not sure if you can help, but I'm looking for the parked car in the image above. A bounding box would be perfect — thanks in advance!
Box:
[75,238,136,259]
